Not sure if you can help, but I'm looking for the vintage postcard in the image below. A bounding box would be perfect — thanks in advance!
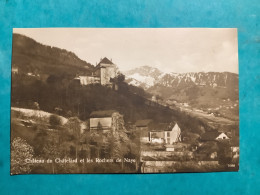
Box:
[10,28,239,174]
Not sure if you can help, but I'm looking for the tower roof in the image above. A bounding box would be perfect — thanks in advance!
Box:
[98,57,113,65]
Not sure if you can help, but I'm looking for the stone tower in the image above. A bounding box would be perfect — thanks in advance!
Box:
[94,57,117,85]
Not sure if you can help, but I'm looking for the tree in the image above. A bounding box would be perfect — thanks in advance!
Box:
[11,137,34,175]
[42,142,64,174]
[49,114,62,128]
[65,117,81,158]
[115,73,125,83]
[218,141,232,165]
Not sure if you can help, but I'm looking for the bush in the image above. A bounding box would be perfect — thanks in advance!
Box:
[49,114,62,127]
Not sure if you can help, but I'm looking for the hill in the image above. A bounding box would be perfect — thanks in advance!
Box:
[11,34,237,136]
[12,33,94,76]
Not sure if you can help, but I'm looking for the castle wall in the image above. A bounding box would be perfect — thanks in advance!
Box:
[100,64,117,85]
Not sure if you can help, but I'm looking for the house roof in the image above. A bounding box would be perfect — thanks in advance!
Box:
[135,119,153,127]
[200,131,220,141]
[90,110,118,118]
[93,57,114,72]
[150,122,177,131]
[98,57,114,65]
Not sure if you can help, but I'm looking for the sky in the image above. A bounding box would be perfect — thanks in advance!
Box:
[13,28,238,74]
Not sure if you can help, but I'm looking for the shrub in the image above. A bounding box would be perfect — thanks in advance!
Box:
[49,114,62,127]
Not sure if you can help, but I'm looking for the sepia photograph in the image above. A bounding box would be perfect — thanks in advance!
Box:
[10,28,239,174]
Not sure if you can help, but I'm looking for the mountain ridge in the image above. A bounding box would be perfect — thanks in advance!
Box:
[124,66,239,120]
[124,66,238,89]
[12,33,94,76]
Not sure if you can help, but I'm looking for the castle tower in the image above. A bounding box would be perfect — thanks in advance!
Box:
[94,57,117,85]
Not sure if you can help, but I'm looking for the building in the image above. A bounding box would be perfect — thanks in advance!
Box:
[94,57,117,86]
[149,123,170,144]
[74,57,117,86]
[149,122,181,144]
[135,120,182,145]
[89,110,124,132]
[135,119,153,142]
[164,122,182,144]
[201,131,229,141]
[74,75,100,85]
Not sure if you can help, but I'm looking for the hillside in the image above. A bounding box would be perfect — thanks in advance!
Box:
[12,33,94,76]
[11,33,237,135]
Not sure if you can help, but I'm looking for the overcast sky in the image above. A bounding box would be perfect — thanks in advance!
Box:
[13,28,238,74]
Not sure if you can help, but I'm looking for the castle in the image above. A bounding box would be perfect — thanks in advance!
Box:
[74,57,117,86]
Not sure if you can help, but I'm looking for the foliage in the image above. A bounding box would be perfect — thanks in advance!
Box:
[49,114,62,127]
[11,137,34,175]
[218,141,232,165]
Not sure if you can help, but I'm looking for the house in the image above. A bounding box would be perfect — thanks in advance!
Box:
[201,131,229,141]
[149,122,181,145]
[164,122,181,144]
[149,131,165,143]
[135,119,153,142]
[145,122,182,144]
[149,123,171,144]
[74,57,117,86]
[135,120,182,144]
[89,110,123,132]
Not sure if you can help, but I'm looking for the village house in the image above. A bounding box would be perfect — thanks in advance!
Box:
[89,110,124,132]
[135,119,182,145]
[200,131,229,142]
[164,122,182,144]
[149,123,170,144]
[149,122,182,144]
[74,57,117,86]
[135,119,153,142]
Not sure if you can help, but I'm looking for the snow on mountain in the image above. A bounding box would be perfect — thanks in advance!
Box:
[124,66,238,90]
[124,66,163,89]
[129,73,155,87]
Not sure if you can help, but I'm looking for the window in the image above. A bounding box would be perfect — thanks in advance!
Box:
[167,132,170,137]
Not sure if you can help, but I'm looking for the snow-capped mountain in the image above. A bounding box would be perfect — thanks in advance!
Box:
[124,66,238,90]
[124,66,164,89]
[124,66,239,119]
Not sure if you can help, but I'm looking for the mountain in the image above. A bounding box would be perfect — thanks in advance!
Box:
[124,66,239,120]
[125,66,238,90]
[124,66,164,89]
[12,33,94,76]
